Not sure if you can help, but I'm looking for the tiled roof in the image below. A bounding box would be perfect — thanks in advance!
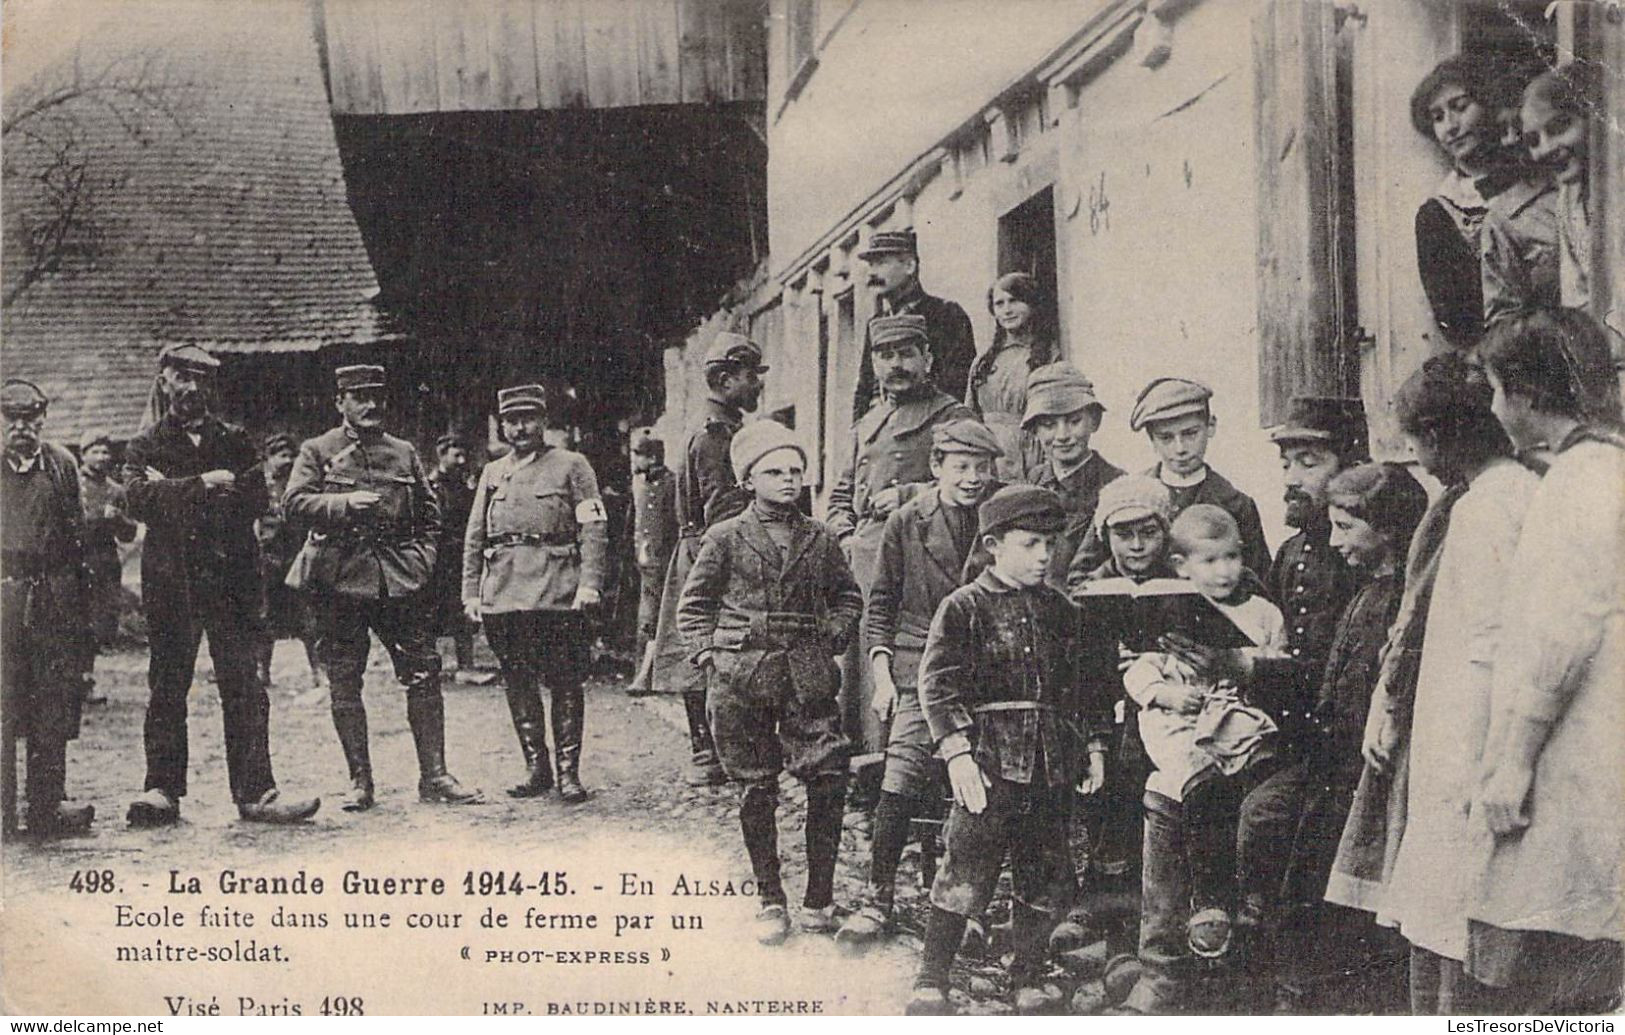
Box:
[1,2,390,443]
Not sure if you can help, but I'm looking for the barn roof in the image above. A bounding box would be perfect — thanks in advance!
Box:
[1,1,391,443]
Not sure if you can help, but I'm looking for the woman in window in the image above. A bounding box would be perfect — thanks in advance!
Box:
[965,272,1057,484]
[1409,56,1527,351]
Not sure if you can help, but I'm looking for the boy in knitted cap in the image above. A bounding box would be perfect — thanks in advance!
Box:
[835,417,1002,950]
[907,485,1115,1015]
[676,420,864,946]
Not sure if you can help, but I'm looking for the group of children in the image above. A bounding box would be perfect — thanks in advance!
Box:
[671,323,1619,1014]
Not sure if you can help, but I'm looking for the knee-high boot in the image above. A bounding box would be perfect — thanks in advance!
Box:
[504,679,553,799]
[552,682,587,804]
[330,697,374,811]
[406,687,481,804]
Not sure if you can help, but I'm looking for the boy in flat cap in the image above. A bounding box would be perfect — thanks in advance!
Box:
[676,420,863,946]
[2,380,96,838]
[285,364,479,810]
[628,429,676,694]
[254,431,323,693]
[651,332,767,785]
[835,417,1002,950]
[463,385,607,804]
[1069,377,1270,584]
[124,345,320,827]
[429,431,481,681]
[854,229,977,418]
[907,485,1113,1016]
[1021,362,1125,587]
[77,428,135,703]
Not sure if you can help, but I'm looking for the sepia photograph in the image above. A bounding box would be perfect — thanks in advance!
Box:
[1,0,1621,1019]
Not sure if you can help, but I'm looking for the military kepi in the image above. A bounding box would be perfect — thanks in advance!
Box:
[335,364,386,392]
[858,229,918,260]
[497,383,547,415]
[703,332,768,372]
[1130,377,1212,431]
[0,378,47,419]
[978,484,1066,538]
[730,419,805,482]
[1268,396,1367,449]
[869,313,930,351]
[931,417,1002,458]
[158,343,221,375]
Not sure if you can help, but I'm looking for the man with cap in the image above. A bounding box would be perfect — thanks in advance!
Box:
[829,312,974,748]
[254,431,323,692]
[78,427,136,702]
[835,417,1001,950]
[650,331,767,785]
[853,229,976,418]
[429,431,480,680]
[1021,362,1125,588]
[1164,397,1367,766]
[462,384,607,804]
[677,418,863,944]
[1068,376,1271,583]
[628,428,676,695]
[123,345,320,827]
[284,364,479,810]
[2,380,96,838]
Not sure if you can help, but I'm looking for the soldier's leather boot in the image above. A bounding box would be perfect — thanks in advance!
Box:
[331,700,375,812]
[553,685,587,805]
[408,692,482,805]
[504,685,553,799]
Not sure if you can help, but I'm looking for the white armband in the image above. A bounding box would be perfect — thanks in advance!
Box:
[575,498,608,524]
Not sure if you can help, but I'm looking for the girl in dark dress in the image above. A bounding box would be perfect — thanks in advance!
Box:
[1409,56,1528,351]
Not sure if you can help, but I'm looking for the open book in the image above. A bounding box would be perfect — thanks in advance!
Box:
[1073,577,1258,652]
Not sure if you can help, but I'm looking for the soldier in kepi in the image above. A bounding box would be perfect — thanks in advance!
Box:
[123,345,321,828]
[284,364,480,810]
[649,332,767,786]
[428,432,482,682]
[627,428,677,695]
[462,384,607,804]
[2,380,96,838]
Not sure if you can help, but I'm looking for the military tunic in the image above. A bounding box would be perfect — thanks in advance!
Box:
[650,397,747,698]
[632,466,677,640]
[828,387,973,750]
[283,423,444,708]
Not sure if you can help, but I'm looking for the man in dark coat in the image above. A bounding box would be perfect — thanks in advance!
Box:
[650,332,766,785]
[122,345,319,828]
[2,380,95,838]
[428,432,479,678]
[284,364,480,811]
[853,230,976,418]
[255,431,323,691]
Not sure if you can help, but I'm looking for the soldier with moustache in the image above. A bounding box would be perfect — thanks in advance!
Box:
[649,333,767,785]
[828,313,974,748]
[852,230,977,419]
[123,345,320,828]
[1,380,96,838]
[463,384,608,804]
[284,364,480,811]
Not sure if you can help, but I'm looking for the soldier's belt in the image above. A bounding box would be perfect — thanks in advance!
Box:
[328,529,421,547]
[487,531,576,548]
